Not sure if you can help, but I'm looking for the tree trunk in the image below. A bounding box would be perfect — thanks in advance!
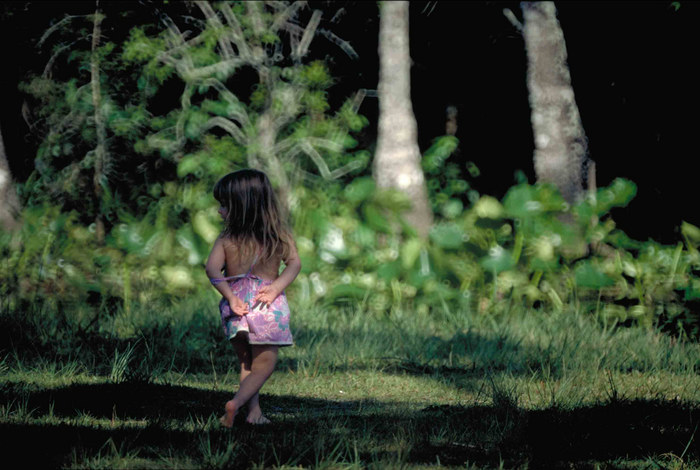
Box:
[373,0,433,238]
[522,1,588,205]
[255,108,291,210]
[0,122,21,230]
[91,2,107,243]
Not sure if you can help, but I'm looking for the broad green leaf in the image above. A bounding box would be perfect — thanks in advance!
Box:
[377,260,401,281]
[608,178,637,206]
[184,109,209,140]
[681,221,700,245]
[373,188,412,212]
[574,200,596,224]
[600,304,627,322]
[363,204,393,233]
[535,184,567,212]
[161,265,193,290]
[473,195,503,219]
[176,225,207,265]
[684,278,700,301]
[574,261,616,288]
[441,199,463,219]
[349,223,376,248]
[326,283,367,302]
[177,155,200,177]
[503,184,540,219]
[422,136,459,172]
[595,178,637,213]
[193,211,219,243]
[480,246,515,273]
[430,223,463,250]
[401,238,424,270]
[344,177,375,204]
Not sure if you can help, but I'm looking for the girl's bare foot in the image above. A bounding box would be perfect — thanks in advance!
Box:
[220,400,237,428]
[246,414,271,425]
[246,408,270,425]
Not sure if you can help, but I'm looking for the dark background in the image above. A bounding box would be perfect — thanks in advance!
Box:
[2,1,697,244]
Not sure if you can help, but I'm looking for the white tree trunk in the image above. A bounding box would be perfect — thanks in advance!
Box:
[522,1,588,205]
[0,123,21,230]
[373,0,433,238]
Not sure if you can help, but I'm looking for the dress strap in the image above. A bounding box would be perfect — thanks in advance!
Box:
[209,274,244,286]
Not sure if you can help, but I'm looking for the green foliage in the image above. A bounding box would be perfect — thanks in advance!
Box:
[19,10,162,225]
[283,164,700,338]
[122,3,369,191]
[0,197,221,315]
[422,136,474,215]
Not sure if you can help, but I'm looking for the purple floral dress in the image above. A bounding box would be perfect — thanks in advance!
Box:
[212,255,293,347]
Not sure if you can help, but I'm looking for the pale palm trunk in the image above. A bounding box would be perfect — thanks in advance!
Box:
[522,1,588,205]
[373,1,433,238]
[0,123,21,230]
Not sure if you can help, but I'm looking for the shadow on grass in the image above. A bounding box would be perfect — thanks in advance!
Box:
[2,380,700,468]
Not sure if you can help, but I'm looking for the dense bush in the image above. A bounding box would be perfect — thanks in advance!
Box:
[289,173,700,338]
[5,161,700,340]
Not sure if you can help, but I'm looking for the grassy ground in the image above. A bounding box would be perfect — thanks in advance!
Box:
[2,297,700,468]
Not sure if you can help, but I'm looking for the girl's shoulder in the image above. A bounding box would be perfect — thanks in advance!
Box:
[219,235,243,253]
[217,233,233,243]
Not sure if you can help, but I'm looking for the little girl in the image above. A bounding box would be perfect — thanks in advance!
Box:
[205,169,301,427]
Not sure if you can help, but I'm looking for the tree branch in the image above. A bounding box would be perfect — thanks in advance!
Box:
[298,140,362,180]
[271,1,305,33]
[175,84,195,146]
[317,28,358,60]
[42,41,79,78]
[37,14,85,48]
[90,3,107,243]
[246,1,266,37]
[195,1,234,60]
[503,8,523,33]
[294,9,322,60]
[349,88,366,113]
[201,78,251,126]
[181,58,245,82]
[219,2,251,59]
[307,136,343,153]
[201,116,247,144]
[162,16,196,74]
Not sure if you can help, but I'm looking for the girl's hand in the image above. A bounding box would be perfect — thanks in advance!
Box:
[229,296,250,316]
[253,285,281,310]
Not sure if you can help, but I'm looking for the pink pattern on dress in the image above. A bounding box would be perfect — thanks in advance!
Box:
[219,275,293,346]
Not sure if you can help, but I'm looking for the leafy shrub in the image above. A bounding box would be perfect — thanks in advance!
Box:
[285,166,700,338]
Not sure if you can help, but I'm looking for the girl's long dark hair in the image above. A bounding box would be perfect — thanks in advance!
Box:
[213,169,292,262]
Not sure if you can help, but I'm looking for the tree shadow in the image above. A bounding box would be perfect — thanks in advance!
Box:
[2,380,700,468]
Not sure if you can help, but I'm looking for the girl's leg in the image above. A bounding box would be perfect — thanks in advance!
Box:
[231,338,265,423]
[221,345,279,427]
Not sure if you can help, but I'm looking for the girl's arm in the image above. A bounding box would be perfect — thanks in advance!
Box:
[205,237,249,315]
[253,238,302,308]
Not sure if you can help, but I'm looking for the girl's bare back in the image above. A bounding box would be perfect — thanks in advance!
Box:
[221,239,284,281]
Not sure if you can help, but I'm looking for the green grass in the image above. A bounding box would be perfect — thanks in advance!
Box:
[2,296,700,468]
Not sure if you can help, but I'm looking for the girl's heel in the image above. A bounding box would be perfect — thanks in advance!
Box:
[220,400,237,428]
